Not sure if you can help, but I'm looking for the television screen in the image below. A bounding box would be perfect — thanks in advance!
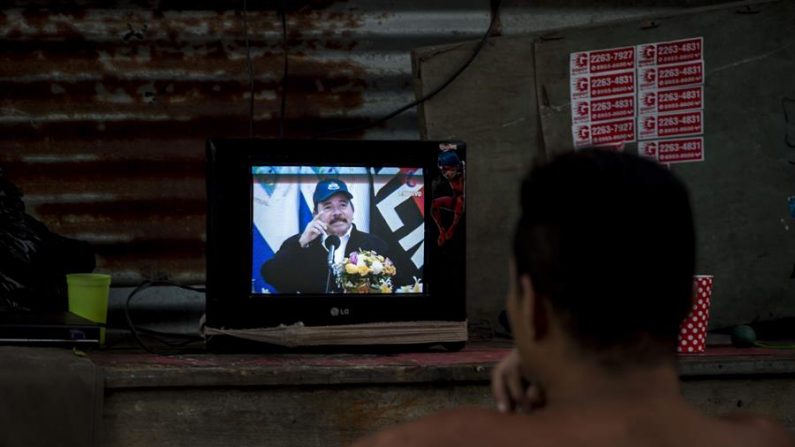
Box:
[205,139,466,334]
[251,165,427,295]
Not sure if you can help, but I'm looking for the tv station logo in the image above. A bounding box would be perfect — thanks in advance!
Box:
[438,143,460,151]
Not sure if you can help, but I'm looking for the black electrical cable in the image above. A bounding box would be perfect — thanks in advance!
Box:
[123,282,205,354]
[279,0,289,138]
[315,0,502,138]
[124,281,205,355]
[243,0,255,137]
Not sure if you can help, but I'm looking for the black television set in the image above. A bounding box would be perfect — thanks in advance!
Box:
[204,139,467,349]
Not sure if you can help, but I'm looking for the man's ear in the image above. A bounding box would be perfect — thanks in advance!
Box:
[519,274,549,341]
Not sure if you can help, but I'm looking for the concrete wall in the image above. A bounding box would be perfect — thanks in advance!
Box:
[415,0,795,330]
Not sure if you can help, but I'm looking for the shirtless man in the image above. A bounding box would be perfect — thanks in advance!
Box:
[353,149,795,447]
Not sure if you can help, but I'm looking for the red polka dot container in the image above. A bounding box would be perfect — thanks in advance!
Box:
[678,275,713,354]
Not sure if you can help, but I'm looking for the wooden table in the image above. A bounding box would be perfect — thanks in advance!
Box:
[89,341,795,446]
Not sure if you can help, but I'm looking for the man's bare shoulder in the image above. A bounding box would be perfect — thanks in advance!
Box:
[715,413,795,447]
[351,405,795,447]
[350,406,559,447]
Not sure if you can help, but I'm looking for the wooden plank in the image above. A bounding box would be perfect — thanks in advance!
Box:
[204,321,467,347]
[103,383,493,447]
[91,342,795,389]
[92,342,511,388]
[101,377,795,447]
[86,344,795,445]
[97,350,795,447]
[411,36,543,327]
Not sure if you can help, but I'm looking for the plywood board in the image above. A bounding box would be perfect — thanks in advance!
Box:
[412,36,542,327]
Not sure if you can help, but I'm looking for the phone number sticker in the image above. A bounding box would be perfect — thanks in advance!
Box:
[572,94,635,124]
[639,110,703,140]
[571,70,636,100]
[639,86,703,114]
[639,61,703,91]
[570,46,636,75]
[637,37,703,67]
[639,137,704,163]
[572,118,636,148]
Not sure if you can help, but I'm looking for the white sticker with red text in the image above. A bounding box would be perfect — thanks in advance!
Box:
[639,137,704,164]
[639,61,703,92]
[572,118,636,148]
[639,110,703,140]
[570,69,636,101]
[572,94,635,124]
[570,46,636,76]
[637,37,703,67]
[569,37,703,153]
[639,86,703,114]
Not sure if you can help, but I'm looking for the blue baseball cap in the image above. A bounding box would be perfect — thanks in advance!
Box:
[313,179,353,206]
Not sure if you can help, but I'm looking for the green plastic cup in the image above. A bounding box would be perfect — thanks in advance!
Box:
[67,273,111,344]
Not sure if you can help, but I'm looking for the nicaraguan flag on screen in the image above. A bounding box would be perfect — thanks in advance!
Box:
[251,166,371,294]
[251,166,300,293]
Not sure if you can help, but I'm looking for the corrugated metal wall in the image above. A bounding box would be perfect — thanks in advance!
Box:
[1,1,690,287]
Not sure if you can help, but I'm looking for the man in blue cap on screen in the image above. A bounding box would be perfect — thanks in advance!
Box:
[261,179,392,294]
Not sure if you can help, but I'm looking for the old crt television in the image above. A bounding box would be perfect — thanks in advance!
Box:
[205,139,466,349]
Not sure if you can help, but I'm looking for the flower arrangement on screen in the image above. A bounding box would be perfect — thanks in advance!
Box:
[334,250,396,293]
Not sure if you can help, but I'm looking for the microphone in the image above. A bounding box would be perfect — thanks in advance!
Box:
[324,235,341,267]
[324,235,341,294]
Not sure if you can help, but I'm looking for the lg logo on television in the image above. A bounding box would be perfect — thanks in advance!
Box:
[330,307,350,317]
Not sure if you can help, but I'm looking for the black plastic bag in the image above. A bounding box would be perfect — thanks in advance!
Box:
[0,168,96,312]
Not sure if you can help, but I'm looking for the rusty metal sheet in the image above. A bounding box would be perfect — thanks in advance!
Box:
[0,1,706,287]
[0,2,490,285]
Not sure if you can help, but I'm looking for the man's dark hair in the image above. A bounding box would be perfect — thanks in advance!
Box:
[513,148,695,365]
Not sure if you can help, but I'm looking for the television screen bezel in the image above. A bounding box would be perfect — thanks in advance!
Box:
[205,138,466,329]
